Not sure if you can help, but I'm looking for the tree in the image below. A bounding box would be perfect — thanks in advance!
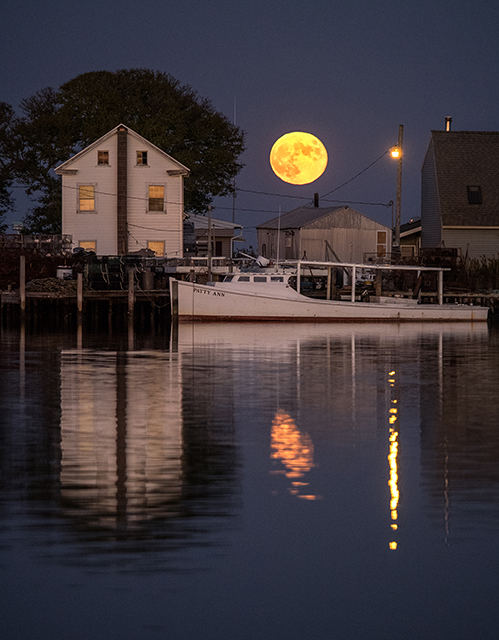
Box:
[0,102,16,232]
[9,69,245,233]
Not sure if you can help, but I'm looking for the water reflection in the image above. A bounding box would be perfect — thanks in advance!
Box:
[270,409,319,500]
[1,320,499,575]
[179,321,498,547]
[60,351,183,529]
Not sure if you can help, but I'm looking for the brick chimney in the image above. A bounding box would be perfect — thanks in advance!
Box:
[117,126,128,255]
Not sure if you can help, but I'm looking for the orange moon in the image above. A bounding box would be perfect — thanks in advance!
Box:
[270,132,328,185]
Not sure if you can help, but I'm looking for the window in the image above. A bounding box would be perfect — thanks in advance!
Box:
[148,185,165,211]
[79,185,95,211]
[147,241,165,257]
[97,150,109,165]
[376,230,387,257]
[467,186,482,204]
[254,276,267,282]
[137,151,148,165]
[79,240,96,252]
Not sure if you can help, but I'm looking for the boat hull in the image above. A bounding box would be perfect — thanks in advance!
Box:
[170,279,489,323]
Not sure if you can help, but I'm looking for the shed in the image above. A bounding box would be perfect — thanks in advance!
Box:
[256,205,392,263]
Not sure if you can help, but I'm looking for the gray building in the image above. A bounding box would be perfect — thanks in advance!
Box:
[421,130,499,259]
[257,205,392,263]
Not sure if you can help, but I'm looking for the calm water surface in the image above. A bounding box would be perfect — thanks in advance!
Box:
[1,321,499,639]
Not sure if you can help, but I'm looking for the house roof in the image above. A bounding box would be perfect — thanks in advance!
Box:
[429,130,499,227]
[256,205,391,230]
[187,213,242,231]
[55,124,190,176]
[400,218,421,237]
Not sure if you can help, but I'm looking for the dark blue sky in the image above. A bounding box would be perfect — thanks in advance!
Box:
[2,0,499,247]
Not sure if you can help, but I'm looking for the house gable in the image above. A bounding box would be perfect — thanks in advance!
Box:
[55,124,190,176]
[431,130,499,228]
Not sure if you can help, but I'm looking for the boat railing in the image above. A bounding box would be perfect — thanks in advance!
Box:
[295,260,450,305]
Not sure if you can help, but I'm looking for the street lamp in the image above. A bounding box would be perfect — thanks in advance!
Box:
[390,125,403,255]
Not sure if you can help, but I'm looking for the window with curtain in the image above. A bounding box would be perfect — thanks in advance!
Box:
[79,185,95,211]
[148,185,165,212]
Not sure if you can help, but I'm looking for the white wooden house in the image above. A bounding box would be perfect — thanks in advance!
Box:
[257,205,392,263]
[55,124,190,257]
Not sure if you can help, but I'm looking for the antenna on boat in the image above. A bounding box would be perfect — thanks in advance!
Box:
[276,206,281,270]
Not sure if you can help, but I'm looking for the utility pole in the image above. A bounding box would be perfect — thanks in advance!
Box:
[394,124,403,249]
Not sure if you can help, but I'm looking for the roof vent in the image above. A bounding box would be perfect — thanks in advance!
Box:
[445,116,452,131]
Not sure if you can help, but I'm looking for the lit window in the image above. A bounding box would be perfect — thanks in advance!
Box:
[147,241,165,256]
[98,150,109,165]
[148,185,164,211]
[137,151,148,165]
[79,240,96,252]
[79,185,95,211]
[467,186,482,204]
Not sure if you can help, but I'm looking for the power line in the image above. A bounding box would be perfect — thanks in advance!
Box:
[320,149,391,198]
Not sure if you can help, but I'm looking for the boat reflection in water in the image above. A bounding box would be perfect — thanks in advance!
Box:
[177,321,494,549]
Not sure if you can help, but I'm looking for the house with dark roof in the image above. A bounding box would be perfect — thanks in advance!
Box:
[421,130,499,259]
[400,218,422,257]
[256,205,392,263]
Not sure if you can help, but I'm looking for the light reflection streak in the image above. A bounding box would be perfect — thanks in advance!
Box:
[388,370,400,550]
[270,410,320,500]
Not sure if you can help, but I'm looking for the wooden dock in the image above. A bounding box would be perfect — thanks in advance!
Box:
[1,268,171,332]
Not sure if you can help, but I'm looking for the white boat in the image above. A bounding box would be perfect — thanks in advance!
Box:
[170,260,490,323]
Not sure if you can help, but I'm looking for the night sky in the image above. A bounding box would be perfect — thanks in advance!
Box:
[2,0,499,247]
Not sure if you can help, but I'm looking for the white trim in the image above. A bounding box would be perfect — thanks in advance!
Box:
[55,124,190,175]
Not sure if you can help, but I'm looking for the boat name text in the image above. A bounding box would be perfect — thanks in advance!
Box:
[194,288,225,297]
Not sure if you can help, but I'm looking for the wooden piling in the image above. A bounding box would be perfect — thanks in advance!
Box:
[20,256,26,318]
[128,267,135,318]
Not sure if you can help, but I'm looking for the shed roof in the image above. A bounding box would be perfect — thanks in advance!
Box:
[257,206,348,230]
[256,205,391,231]
[429,130,499,227]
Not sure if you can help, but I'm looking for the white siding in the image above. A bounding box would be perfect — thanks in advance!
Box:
[126,135,184,258]
[62,135,118,255]
[443,228,499,259]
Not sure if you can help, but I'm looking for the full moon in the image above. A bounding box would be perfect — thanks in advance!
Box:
[270,132,328,185]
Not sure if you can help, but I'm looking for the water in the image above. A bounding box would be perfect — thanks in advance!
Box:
[1,322,499,639]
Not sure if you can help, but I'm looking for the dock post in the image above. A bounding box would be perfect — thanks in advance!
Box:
[77,272,83,314]
[327,267,332,300]
[351,266,356,302]
[438,270,444,305]
[375,270,382,297]
[20,255,26,321]
[128,267,135,319]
